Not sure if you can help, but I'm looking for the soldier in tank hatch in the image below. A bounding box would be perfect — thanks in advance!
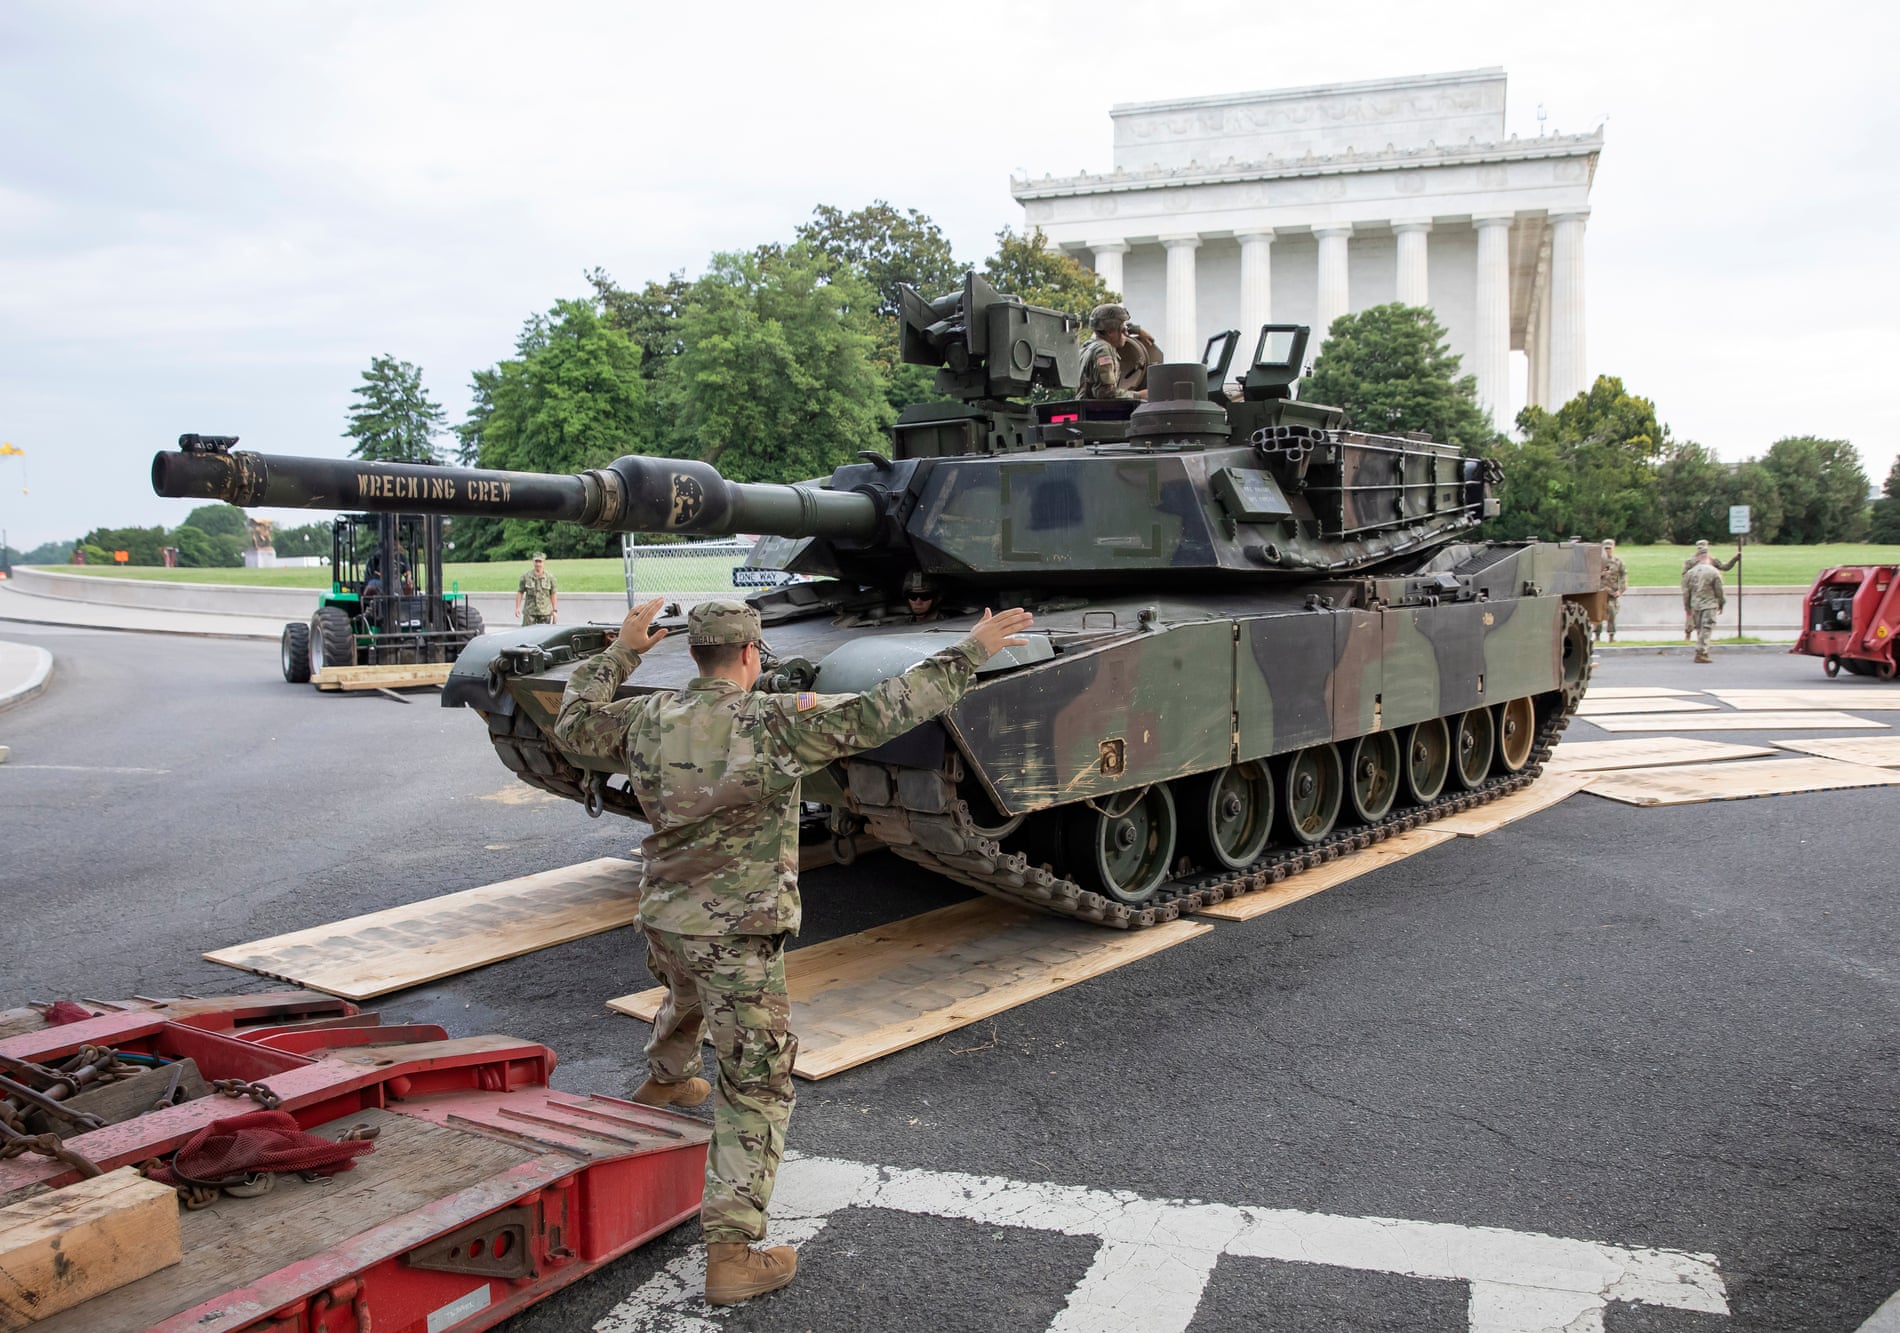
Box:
[553,595,1033,1305]
[1078,303,1163,401]
[515,552,558,625]
[1682,549,1727,663]
[903,570,942,623]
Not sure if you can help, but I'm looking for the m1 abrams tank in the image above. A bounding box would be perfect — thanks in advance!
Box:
[152,275,1601,929]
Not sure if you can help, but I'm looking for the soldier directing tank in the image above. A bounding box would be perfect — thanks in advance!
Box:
[152,275,1602,929]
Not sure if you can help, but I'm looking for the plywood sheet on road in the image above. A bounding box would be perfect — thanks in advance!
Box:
[205,857,642,1000]
[607,898,1209,1080]
[1544,738,1779,772]
[1582,686,1701,699]
[1431,772,1597,835]
[1586,757,1900,806]
[1582,710,1887,732]
[1575,696,1717,716]
[1191,829,1455,922]
[1774,736,1900,767]
[1705,688,1900,711]
[313,662,454,691]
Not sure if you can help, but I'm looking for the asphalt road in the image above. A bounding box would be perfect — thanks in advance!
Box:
[2,627,1896,1332]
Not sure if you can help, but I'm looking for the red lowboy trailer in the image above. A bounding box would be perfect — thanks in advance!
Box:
[1791,565,1900,679]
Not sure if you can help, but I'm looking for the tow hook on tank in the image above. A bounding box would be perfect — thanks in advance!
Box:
[584,773,607,818]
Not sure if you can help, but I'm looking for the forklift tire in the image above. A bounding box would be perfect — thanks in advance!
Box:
[281,622,312,683]
[451,604,486,637]
[1824,655,1841,677]
[311,606,356,674]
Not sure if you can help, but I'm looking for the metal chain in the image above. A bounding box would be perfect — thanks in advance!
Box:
[210,1078,283,1110]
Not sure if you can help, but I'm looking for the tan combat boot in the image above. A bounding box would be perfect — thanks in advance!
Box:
[632,1076,711,1108]
[1694,650,1712,664]
[705,1242,797,1304]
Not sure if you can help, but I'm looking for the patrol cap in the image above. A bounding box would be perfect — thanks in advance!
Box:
[532,551,547,560]
[1695,539,1710,551]
[688,599,761,646]
[1602,538,1616,547]
[1090,303,1130,332]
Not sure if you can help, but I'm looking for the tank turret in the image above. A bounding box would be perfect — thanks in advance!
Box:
[149,275,1602,931]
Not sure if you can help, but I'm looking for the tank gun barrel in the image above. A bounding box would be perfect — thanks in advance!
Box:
[151,438,880,542]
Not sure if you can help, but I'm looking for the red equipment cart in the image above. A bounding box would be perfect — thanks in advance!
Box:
[0,992,708,1333]
[1791,565,1900,678]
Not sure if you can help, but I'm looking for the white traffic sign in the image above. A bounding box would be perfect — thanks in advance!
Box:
[1729,505,1752,535]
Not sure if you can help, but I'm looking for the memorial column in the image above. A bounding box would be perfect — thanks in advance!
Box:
[1472,214,1514,427]
[1237,230,1274,340]
[1161,234,1201,361]
[1548,209,1589,406]
[1393,220,1432,307]
[1314,225,1353,340]
[1088,239,1128,298]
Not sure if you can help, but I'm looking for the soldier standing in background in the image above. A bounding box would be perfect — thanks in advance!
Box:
[554,596,1033,1305]
[1078,304,1163,401]
[1682,549,1727,663]
[1680,539,1738,639]
[1596,538,1627,642]
[514,552,558,625]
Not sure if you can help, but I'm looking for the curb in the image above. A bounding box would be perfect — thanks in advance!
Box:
[0,605,278,641]
[1591,643,1797,657]
[0,643,54,713]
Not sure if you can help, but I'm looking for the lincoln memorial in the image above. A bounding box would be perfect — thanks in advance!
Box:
[1012,69,1601,428]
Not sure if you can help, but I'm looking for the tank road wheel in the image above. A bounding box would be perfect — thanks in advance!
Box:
[1495,697,1537,773]
[309,607,356,675]
[1276,744,1343,847]
[1066,785,1178,906]
[1180,763,1274,870]
[280,622,311,683]
[1560,600,1593,710]
[1345,732,1401,824]
[1404,718,1451,803]
[1450,708,1495,790]
[1824,655,1842,678]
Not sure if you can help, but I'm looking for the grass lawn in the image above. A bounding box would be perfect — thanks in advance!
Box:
[35,554,748,594]
[35,543,1900,592]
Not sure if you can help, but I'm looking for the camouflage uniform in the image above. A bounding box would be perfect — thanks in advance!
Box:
[1077,304,1161,401]
[517,567,557,625]
[1597,549,1627,641]
[553,600,993,1243]
[1682,560,1726,660]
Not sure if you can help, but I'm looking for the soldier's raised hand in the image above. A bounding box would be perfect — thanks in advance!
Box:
[615,597,671,653]
[970,607,1034,657]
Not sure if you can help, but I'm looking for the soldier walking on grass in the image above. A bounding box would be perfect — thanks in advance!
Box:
[514,552,558,625]
[1682,549,1727,663]
[553,596,1033,1305]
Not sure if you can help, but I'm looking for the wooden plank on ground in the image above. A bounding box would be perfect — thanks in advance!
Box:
[1703,688,1900,711]
[1583,686,1701,699]
[1432,772,1596,836]
[1192,829,1454,922]
[1544,738,1779,773]
[313,662,454,691]
[1575,696,1717,716]
[607,898,1210,1080]
[1775,736,1900,768]
[1583,710,1887,733]
[205,857,641,1000]
[1587,756,1900,807]
[0,1167,180,1329]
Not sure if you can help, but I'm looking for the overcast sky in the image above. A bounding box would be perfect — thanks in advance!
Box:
[2,0,1895,550]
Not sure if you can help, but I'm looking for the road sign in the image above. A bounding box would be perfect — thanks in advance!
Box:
[1729,505,1751,535]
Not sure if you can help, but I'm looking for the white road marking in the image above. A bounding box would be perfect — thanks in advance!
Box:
[0,764,171,773]
[1858,1288,1900,1332]
[594,1155,1728,1333]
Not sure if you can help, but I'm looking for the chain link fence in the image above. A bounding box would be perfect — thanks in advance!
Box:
[619,536,803,607]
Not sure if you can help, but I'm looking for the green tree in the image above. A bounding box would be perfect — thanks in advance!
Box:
[1758,435,1869,543]
[981,227,1115,323]
[344,355,447,463]
[1731,459,1785,544]
[661,246,890,484]
[1488,377,1666,542]
[79,525,168,565]
[169,523,243,567]
[458,299,653,559]
[272,522,334,558]
[1652,441,1732,544]
[795,201,964,319]
[1869,457,1900,543]
[19,538,74,564]
[589,268,693,384]
[178,503,249,541]
[1302,303,1500,456]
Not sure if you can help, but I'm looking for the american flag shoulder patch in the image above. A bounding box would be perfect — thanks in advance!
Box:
[795,691,819,711]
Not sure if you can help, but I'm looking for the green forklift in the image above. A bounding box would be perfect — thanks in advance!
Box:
[280,512,486,683]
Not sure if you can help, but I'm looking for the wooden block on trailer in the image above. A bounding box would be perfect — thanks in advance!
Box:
[1191,828,1455,922]
[0,1167,181,1329]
